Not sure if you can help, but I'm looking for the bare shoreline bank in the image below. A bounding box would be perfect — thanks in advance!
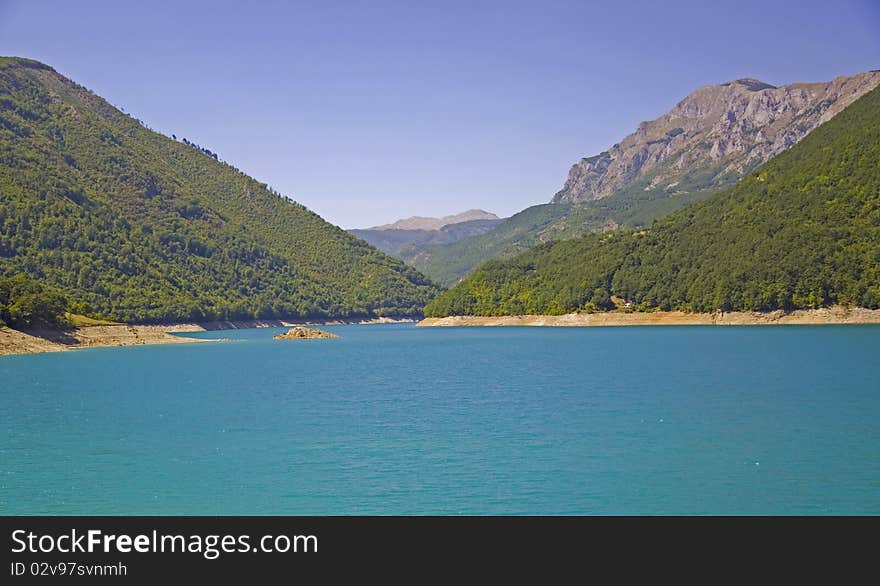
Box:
[418,307,880,327]
[0,323,210,357]
[0,316,415,357]
[6,307,875,356]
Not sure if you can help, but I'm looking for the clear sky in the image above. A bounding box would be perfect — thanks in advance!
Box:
[1,0,878,228]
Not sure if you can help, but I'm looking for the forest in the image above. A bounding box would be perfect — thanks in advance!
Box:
[425,85,880,317]
[0,57,438,324]
[0,273,68,326]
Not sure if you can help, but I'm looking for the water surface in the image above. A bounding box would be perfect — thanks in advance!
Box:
[1,324,878,514]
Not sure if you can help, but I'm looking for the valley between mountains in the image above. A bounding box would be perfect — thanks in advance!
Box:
[2,56,880,353]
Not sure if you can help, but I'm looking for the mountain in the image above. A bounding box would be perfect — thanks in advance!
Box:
[553,73,880,204]
[411,72,880,287]
[404,204,571,286]
[369,209,499,231]
[349,218,503,258]
[348,209,503,261]
[425,83,880,317]
[0,57,439,323]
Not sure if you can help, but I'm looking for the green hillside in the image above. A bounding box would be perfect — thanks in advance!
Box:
[410,74,880,287]
[0,57,438,323]
[409,165,734,287]
[408,204,572,286]
[349,218,503,258]
[425,85,880,317]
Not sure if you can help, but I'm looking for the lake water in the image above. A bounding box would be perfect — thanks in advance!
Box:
[1,323,878,515]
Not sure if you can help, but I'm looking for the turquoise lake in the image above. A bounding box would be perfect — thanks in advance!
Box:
[1,323,878,515]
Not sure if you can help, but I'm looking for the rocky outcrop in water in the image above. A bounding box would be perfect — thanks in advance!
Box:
[273,327,339,340]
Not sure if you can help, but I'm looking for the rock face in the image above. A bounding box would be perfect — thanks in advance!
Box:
[273,327,339,340]
[553,72,880,204]
[369,209,499,231]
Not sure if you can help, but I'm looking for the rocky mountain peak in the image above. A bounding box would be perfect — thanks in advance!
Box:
[553,71,880,204]
[724,78,777,91]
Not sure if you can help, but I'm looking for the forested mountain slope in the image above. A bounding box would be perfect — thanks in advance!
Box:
[425,85,880,317]
[412,72,880,286]
[349,217,503,258]
[0,57,438,323]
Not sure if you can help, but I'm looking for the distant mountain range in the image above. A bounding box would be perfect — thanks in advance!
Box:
[0,57,439,323]
[348,210,504,259]
[409,72,880,286]
[426,83,880,317]
[367,209,499,231]
[8,54,876,326]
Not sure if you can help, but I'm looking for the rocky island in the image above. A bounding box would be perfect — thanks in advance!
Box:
[274,326,339,340]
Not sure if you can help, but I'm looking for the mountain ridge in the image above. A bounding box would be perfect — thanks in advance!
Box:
[367,209,499,231]
[425,84,880,317]
[408,71,880,286]
[0,56,439,322]
[349,218,504,258]
[553,71,880,204]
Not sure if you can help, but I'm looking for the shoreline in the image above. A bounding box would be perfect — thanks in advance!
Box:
[0,316,416,357]
[418,307,880,327]
[6,306,876,355]
[175,316,416,330]
[0,323,210,357]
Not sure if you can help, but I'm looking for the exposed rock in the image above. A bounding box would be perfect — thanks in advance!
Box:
[273,326,339,340]
[0,323,210,356]
[553,72,880,204]
[418,307,880,327]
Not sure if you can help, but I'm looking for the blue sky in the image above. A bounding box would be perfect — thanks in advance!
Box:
[1,0,878,228]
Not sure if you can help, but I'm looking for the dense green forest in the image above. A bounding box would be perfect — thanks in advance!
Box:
[406,204,571,286]
[0,273,67,326]
[425,85,880,317]
[0,57,439,323]
[409,165,733,287]
[348,218,503,258]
